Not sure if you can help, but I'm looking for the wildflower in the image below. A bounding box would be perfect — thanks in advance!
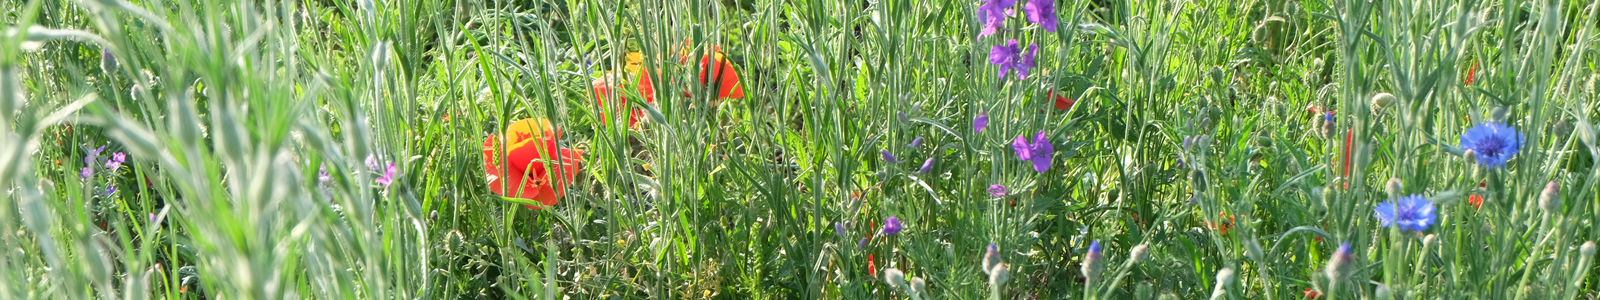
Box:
[1205,213,1235,235]
[983,244,1003,273]
[148,213,156,222]
[988,39,1038,80]
[1468,181,1486,208]
[1049,89,1074,110]
[101,47,117,75]
[482,118,585,210]
[1022,0,1057,32]
[1464,60,1477,86]
[1304,288,1321,299]
[1375,195,1436,232]
[80,167,93,179]
[1129,244,1149,264]
[908,277,927,297]
[104,186,116,196]
[907,137,924,148]
[591,73,651,127]
[375,162,397,187]
[882,216,903,235]
[1539,181,1561,213]
[624,52,644,74]
[105,152,126,171]
[881,150,900,163]
[1385,178,1403,199]
[84,145,105,166]
[835,222,847,237]
[917,158,934,174]
[989,262,1011,286]
[1082,241,1104,283]
[974,112,990,133]
[318,164,331,183]
[689,44,746,99]
[364,155,381,172]
[988,184,1008,196]
[975,0,1016,36]
[1012,130,1054,173]
[858,237,869,248]
[1458,122,1524,169]
[1582,241,1596,257]
[868,254,877,276]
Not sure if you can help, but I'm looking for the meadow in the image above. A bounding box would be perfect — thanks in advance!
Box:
[2,0,1599,298]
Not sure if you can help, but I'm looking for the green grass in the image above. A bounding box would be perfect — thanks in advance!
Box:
[2,0,1599,298]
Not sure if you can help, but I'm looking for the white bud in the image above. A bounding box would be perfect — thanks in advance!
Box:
[1129,244,1150,264]
[1423,234,1438,250]
[883,268,906,289]
[1582,241,1596,257]
[1209,268,1235,300]
[1375,283,1392,299]
[1370,93,1396,112]
[1539,181,1561,213]
[909,277,927,297]
[1385,178,1403,199]
[988,263,1010,286]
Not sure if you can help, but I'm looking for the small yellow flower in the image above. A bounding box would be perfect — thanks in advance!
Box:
[625,52,644,74]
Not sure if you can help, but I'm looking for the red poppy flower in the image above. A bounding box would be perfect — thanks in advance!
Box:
[482,118,584,209]
[1049,90,1074,110]
[677,41,745,99]
[867,254,877,277]
[1464,61,1477,86]
[1468,181,1486,209]
[592,73,653,127]
[1205,213,1235,235]
[1304,288,1321,298]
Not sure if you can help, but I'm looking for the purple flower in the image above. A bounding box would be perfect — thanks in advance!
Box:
[1023,0,1057,32]
[375,162,397,186]
[365,155,381,171]
[105,152,126,170]
[881,150,900,163]
[858,237,869,248]
[318,163,331,183]
[1323,112,1335,124]
[917,158,935,174]
[989,40,1038,80]
[975,112,990,133]
[1012,130,1054,173]
[882,217,903,235]
[1375,194,1436,232]
[148,213,156,222]
[1459,122,1524,169]
[908,137,924,148]
[104,186,117,196]
[977,0,1017,36]
[835,222,847,236]
[988,184,1008,196]
[1088,240,1102,255]
[84,145,105,166]
[80,167,93,179]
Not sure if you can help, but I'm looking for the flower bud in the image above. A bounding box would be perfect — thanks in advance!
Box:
[1582,241,1596,257]
[1370,93,1396,112]
[983,244,1002,275]
[1463,149,1477,165]
[1385,178,1403,200]
[1129,244,1150,264]
[1375,283,1392,299]
[988,263,1010,286]
[1423,234,1438,250]
[101,47,118,75]
[1082,241,1105,282]
[883,268,906,289]
[1324,243,1353,281]
[1539,181,1561,213]
[909,277,927,296]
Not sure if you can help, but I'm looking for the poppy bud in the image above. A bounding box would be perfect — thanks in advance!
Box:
[1370,93,1396,112]
[1374,283,1392,299]
[1582,241,1596,257]
[1463,149,1477,165]
[101,47,117,75]
[988,263,1010,286]
[1539,181,1561,213]
[1129,244,1149,264]
[1423,234,1437,250]
[909,277,927,297]
[983,244,1002,274]
[1386,178,1403,200]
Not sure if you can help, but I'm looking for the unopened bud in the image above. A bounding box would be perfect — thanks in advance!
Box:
[1386,178,1403,199]
[1423,234,1438,250]
[1539,181,1561,213]
[1324,243,1353,281]
[1129,244,1150,264]
[909,277,927,296]
[983,243,1002,275]
[883,268,906,289]
[1375,283,1392,299]
[988,263,1010,286]
[1582,241,1596,257]
[1463,149,1477,165]
[1370,93,1396,112]
[1082,241,1105,282]
[101,47,118,75]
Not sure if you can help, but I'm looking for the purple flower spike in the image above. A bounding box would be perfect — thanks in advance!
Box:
[881,150,900,163]
[882,217,903,235]
[1012,130,1054,173]
[988,184,1008,196]
[976,0,1017,36]
[1023,0,1057,32]
[917,158,935,174]
[975,112,990,133]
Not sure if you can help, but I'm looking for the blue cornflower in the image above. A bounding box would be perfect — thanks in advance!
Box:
[1375,194,1436,232]
[976,0,1016,37]
[882,217,903,235]
[988,184,1008,196]
[881,150,900,163]
[1012,130,1054,173]
[1023,0,1057,32]
[1459,122,1524,169]
[917,158,935,174]
[988,39,1038,80]
[975,112,990,133]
